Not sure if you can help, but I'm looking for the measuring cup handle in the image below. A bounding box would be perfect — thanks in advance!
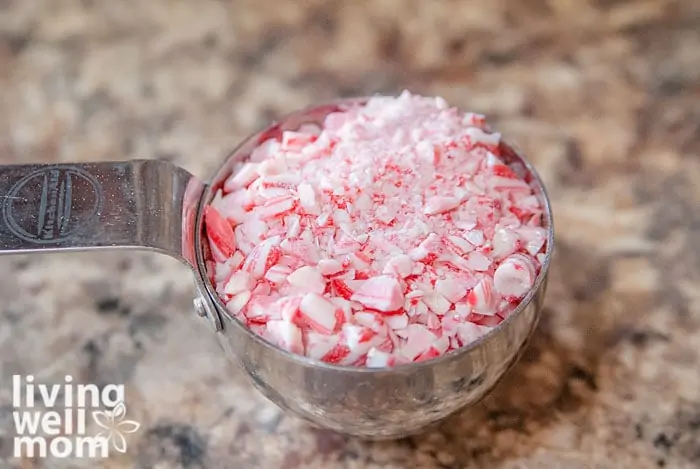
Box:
[0,159,205,269]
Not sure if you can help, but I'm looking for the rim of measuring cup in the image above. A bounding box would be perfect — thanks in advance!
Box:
[193,95,555,374]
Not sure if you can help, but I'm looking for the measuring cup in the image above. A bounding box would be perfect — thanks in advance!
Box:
[0,97,554,439]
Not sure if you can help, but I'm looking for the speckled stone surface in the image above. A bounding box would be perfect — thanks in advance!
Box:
[0,0,699,468]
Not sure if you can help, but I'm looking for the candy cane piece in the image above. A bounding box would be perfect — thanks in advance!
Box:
[306,332,339,360]
[223,271,255,296]
[456,321,491,346]
[421,292,451,315]
[409,233,442,261]
[493,253,537,299]
[342,324,377,356]
[226,291,251,316]
[491,227,520,261]
[445,235,475,255]
[243,236,282,279]
[465,127,501,147]
[330,278,364,300]
[204,206,236,258]
[366,348,394,368]
[258,195,296,220]
[517,226,547,256]
[299,293,340,334]
[287,266,326,294]
[435,278,468,303]
[464,230,484,247]
[424,196,461,216]
[318,259,343,276]
[351,276,404,313]
[353,311,387,334]
[297,182,320,214]
[265,264,293,285]
[224,163,260,191]
[397,324,438,362]
[466,277,498,316]
[266,320,304,355]
[385,313,409,330]
[280,238,320,264]
[282,131,317,151]
[245,296,279,324]
[382,254,413,278]
[466,251,492,272]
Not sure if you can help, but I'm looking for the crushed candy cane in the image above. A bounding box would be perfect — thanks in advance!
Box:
[205,91,548,368]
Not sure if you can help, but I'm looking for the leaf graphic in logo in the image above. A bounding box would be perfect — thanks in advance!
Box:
[92,401,141,454]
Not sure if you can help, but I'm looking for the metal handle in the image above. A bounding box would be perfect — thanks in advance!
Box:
[0,159,205,269]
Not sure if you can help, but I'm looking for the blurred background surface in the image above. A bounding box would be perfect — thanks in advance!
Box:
[1,0,699,468]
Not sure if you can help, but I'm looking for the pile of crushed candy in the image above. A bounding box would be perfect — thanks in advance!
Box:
[204,91,548,368]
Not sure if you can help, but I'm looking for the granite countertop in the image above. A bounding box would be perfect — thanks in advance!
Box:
[1,0,699,468]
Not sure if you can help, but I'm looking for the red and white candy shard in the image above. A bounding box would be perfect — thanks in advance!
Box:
[205,91,548,368]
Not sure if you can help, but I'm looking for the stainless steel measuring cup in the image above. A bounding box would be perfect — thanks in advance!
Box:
[0,97,554,439]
